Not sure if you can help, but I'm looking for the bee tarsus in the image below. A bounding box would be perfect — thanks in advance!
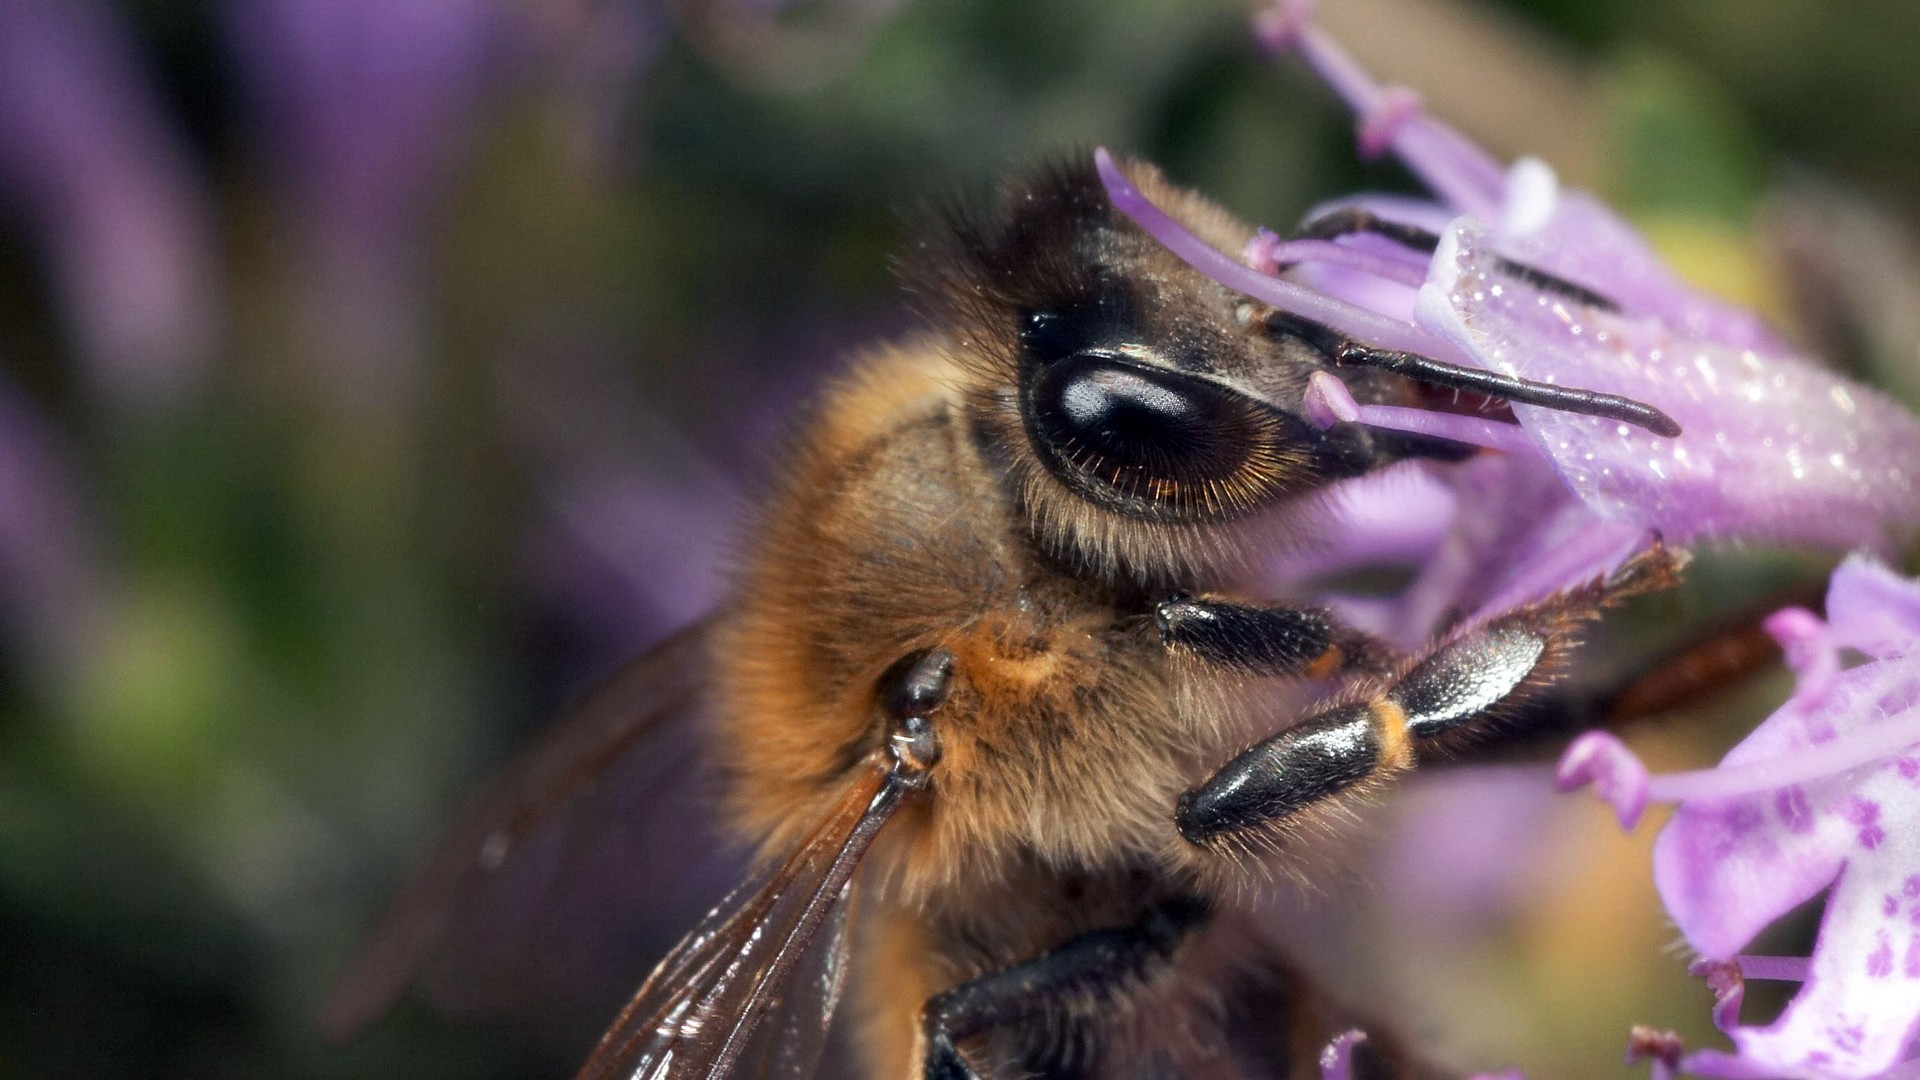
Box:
[1155,593,1386,677]
[1179,547,1684,849]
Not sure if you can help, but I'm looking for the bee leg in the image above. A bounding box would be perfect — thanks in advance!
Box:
[919,895,1211,1080]
[1291,206,1621,313]
[1155,594,1389,676]
[1178,547,1679,848]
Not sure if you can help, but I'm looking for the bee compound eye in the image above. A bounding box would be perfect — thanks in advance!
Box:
[1024,352,1292,521]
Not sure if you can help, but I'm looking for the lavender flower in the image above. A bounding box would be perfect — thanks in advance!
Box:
[0,0,217,411]
[1561,557,1920,1079]
[1098,0,1920,635]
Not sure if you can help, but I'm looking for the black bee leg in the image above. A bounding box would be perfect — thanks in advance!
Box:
[1263,308,1682,437]
[1178,547,1681,850]
[919,895,1211,1080]
[1156,594,1389,676]
[1291,206,1621,314]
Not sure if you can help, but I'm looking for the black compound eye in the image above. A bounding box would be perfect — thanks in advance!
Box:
[1023,351,1308,523]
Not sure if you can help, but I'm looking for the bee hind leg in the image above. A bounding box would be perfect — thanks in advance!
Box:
[918,895,1210,1080]
[1177,546,1681,851]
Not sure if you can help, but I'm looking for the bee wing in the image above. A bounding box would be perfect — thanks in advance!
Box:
[323,619,728,1043]
[574,766,903,1080]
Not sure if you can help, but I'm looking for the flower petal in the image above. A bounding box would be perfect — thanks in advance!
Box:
[1827,556,1920,661]
[1652,659,1920,958]
[1417,216,1920,553]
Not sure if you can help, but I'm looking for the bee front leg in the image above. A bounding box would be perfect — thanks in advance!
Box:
[1177,548,1680,851]
[918,896,1210,1080]
[1155,595,1388,677]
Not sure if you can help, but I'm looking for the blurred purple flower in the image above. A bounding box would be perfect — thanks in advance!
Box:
[1560,557,1920,1078]
[496,341,739,674]
[0,0,217,411]
[1100,1,1920,634]
[226,0,507,409]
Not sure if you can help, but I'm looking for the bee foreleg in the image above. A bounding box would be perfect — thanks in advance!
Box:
[1155,594,1387,676]
[918,895,1211,1080]
[1177,547,1681,849]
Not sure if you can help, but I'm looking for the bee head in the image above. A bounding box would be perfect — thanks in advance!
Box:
[905,155,1464,583]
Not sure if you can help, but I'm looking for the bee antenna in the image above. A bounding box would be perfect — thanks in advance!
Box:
[1265,311,1683,437]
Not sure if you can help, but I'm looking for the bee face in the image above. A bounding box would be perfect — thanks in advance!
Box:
[910,157,1445,581]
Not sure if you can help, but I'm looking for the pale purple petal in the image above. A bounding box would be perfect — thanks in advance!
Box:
[1319,1029,1366,1080]
[1827,556,1920,661]
[1651,657,1920,959]
[1644,566,1920,1080]
[1770,605,1844,706]
[1095,148,1471,363]
[1717,826,1920,1078]
[1416,216,1920,553]
[1484,188,1785,354]
[1680,1048,1794,1079]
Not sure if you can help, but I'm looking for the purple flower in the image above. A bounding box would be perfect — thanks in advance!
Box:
[1098,0,1920,631]
[0,0,217,411]
[225,0,506,410]
[1559,557,1920,1078]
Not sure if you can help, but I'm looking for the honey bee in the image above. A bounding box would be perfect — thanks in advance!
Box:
[323,154,1683,1079]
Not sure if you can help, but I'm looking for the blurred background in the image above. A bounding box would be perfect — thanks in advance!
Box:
[4,0,1920,1076]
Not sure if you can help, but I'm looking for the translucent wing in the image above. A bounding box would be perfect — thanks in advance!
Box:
[574,764,907,1080]
[323,620,724,1042]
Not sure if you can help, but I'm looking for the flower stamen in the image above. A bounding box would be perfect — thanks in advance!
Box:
[1243,229,1428,286]
[1259,0,1503,217]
